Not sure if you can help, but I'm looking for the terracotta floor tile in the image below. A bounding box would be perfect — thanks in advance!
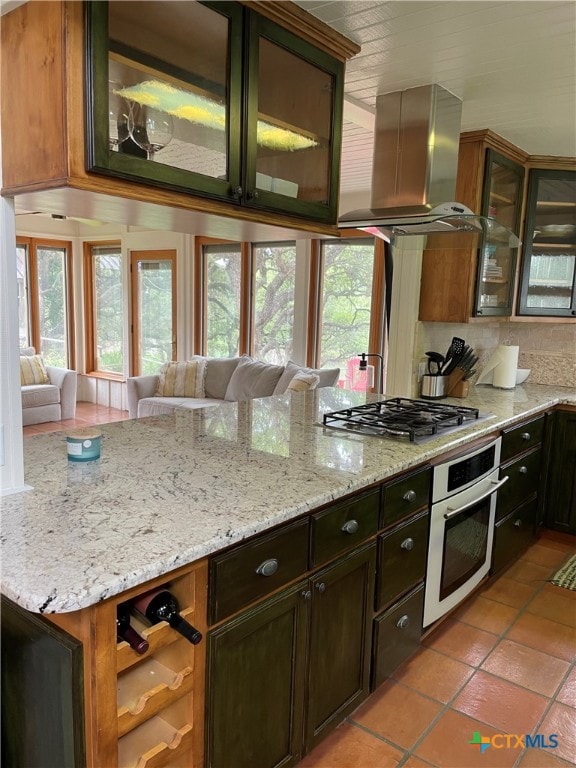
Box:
[392,647,474,704]
[454,595,518,635]
[423,618,498,667]
[402,757,435,768]
[297,722,403,768]
[521,543,571,570]
[537,531,576,552]
[504,558,553,587]
[414,709,519,768]
[557,666,576,708]
[351,680,442,750]
[506,612,576,662]
[527,588,576,628]
[539,702,576,764]
[481,639,570,697]
[452,669,549,734]
[518,748,576,767]
[481,576,536,608]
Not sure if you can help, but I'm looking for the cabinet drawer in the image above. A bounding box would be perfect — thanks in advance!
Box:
[311,489,379,567]
[371,584,424,690]
[376,511,428,611]
[492,496,538,575]
[497,447,542,522]
[500,415,545,462]
[209,518,309,624]
[381,466,431,528]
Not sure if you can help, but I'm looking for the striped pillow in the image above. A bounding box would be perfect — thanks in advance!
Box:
[155,360,206,398]
[20,354,50,385]
[285,372,320,392]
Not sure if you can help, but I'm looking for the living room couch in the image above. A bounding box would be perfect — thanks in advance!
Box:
[127,356,340,419]
[20,347,77,426]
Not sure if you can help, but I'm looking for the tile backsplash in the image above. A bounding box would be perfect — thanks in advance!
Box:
[414,321,575,396]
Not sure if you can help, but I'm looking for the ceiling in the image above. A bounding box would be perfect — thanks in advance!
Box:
[294,0,576,201]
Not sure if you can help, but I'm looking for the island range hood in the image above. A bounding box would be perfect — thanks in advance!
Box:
[339,85,520,246]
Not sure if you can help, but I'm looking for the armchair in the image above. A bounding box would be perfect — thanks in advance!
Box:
[20,347,77,426]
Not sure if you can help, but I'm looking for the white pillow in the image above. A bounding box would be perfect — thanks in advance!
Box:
[224,357,284,401]
[20,354,50,385]
[285,372,320,392]
[155,360,206,397]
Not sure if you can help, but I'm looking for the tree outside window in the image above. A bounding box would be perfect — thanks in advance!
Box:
[253,242,296,365]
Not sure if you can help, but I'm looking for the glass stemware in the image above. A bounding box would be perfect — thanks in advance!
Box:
[128,103,173,160]
[108,82,129,151]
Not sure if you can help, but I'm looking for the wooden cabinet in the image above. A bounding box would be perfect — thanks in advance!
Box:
[420,131,526,323]
[544,407,576,534]
[517,168,576,317]
[206,543,376,767]
[1,1,357,235]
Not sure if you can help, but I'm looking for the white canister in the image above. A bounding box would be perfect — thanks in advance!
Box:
[66,428,102,462]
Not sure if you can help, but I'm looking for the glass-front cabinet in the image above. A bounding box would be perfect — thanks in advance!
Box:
[517,169,576,317]
[87,1,344,223]
[474,150,524,316]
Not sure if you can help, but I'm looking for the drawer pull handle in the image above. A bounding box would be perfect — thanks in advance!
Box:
[521,432,531,441]
[301,590,312,601]
[397,615,410,629]
[519,465,528,475]
[514,519,522,527]
[401,537,414,551]
[315,582,326,593]
[403,490,416,503]
[341,519,359,534]
[255,558,278,577]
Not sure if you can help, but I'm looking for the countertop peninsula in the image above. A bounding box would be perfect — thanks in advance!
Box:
[2,384,574,614]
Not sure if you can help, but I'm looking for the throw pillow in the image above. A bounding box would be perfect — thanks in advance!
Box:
[155,360,206,398]
[273,360,313,394]
[20,354,50,385]
[286,372,320,392]
[190,355,242,400]
[224,356,284,401]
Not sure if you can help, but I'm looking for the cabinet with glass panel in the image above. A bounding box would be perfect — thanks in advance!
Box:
[517,169,576,317]
[87,1,349,224]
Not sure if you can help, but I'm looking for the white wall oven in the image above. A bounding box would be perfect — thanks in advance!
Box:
[424,437,508,627]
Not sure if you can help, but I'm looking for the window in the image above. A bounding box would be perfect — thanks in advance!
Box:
[202,242,244,358]
[252,242,296,364]
[16,237,74,368]
[84,243,125,376]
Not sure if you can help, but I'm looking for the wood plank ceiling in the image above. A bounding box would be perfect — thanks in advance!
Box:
[295,0,576,199]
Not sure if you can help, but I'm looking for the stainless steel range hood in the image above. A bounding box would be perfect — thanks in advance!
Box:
[339,85,520,246]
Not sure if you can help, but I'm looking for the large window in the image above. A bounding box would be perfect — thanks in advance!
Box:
[84,242,125,376]
[204,243,243,358]
[252,242,296,364]
[16,237,74,368]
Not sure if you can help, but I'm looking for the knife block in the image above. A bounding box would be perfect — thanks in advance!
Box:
[447,370,469,398]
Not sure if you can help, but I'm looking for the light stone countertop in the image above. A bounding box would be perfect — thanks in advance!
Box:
[1,383,574,614]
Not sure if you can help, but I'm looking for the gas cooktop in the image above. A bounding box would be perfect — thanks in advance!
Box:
[322,398,485,443]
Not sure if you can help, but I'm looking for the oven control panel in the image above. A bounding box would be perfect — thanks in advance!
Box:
[433,437,502,503]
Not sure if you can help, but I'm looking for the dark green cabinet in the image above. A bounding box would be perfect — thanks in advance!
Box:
[206,544,375,768]
[545,408,576,534]
[1,596,85,768]
[492,497,539,575]
[518,168,576,317]
[87,0,344,224]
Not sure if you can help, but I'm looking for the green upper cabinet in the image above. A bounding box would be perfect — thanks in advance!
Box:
[474,149,524,317]
[86,1,345,224]
[517,169,576,317]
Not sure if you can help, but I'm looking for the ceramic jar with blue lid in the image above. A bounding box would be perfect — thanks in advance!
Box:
[66,428,102,462]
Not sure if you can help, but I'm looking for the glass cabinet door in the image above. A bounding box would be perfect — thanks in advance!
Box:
[88,1,243,200]
[243,14,344,223]
[518,169,576,317]
[474,150,524,316]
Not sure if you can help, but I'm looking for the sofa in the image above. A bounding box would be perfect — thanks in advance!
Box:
[20,347,77,426]
[127,356,340,419]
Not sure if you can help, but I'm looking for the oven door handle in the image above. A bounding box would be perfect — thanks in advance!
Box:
[444,475,509,520]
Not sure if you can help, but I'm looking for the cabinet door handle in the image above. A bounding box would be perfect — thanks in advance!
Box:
[401,537,414,551]
[518,465,528,474]
[232,185,243,199]
[255,558,278,577]
[396,615,410,629]
[341,519,359,534]
[521,432,531,441]
[514,519,522,527]
[403,490,416,503]
[301,590,312,601]
[246,189,259,200]
[315,582,326,593]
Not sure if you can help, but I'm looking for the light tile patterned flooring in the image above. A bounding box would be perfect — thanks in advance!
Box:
[23,404,576,768]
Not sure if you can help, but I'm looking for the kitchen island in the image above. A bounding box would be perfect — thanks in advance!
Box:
[1,383,575,768]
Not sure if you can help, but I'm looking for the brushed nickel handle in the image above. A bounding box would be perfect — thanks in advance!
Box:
[401,537,414,551]
[255,558,278,577]
[341,519,359,534]
[519,465,528,474]
[397,615,410,629]
[301,589,312,600]
[315,582,326,593]
[403,490,416,503]
[444,476,509,520]
[521,432,531,441]
[514,519,522,527]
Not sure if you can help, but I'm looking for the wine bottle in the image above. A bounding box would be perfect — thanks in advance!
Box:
[133,588,202,645]
[116,602,149,654]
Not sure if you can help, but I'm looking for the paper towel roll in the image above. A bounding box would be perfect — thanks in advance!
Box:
[476,345,519,389]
